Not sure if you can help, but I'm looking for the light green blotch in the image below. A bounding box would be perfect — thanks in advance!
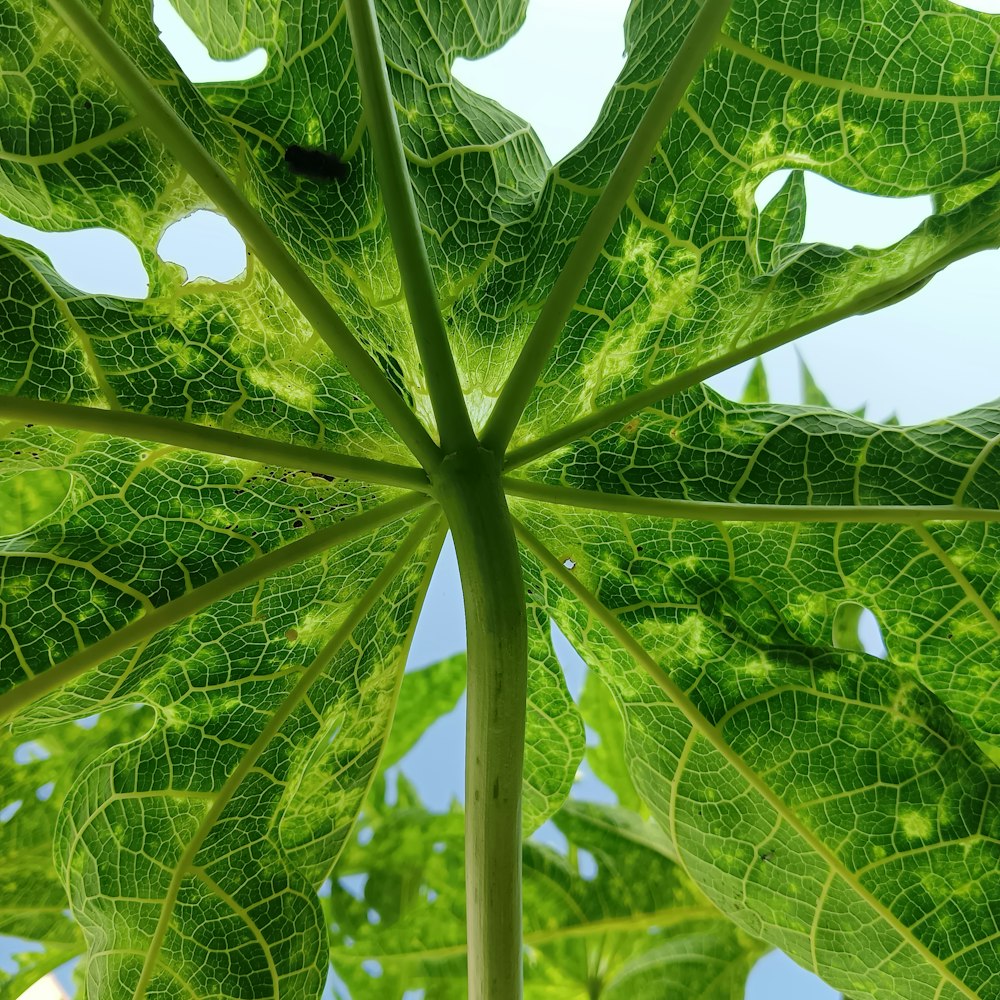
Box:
[899,810,933,841]
[945,546,978,569]
[818,14,853,40]
[576,243,698,407]
[789,590,830,626]
[743,117,784,160]
[304,117,324,146]
[965,110,993,133]
[244,365,319,410]
[716,414,770,444]
[0,470,72,536]
[742,654,773,680]
[293,605,348,647]
[155,335,207,374]
[1,577,38,601]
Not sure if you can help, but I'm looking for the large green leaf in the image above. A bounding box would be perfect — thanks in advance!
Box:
[3,0,1000,996]
[509,384,1000,998]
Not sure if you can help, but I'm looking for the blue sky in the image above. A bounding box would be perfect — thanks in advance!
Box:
[6,0,1000,996]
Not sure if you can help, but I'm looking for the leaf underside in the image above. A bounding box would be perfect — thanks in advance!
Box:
[1,0,1000,998]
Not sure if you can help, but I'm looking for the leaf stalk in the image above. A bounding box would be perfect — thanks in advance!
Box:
[433,449,527,1000]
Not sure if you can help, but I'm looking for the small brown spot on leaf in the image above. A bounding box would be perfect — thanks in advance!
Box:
[285,628,299,641]
[621,418,640,439]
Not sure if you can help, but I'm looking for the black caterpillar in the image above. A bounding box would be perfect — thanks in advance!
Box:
[283,145,350,182]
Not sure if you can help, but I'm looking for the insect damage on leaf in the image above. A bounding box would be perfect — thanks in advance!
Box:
[284,144,350,182]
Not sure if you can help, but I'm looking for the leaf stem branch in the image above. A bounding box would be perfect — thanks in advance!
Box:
[0,493,430,723]
[131,507,440,999]
[0,397,430,490]
[345,0,476,454]
[47,0,440,469]
[503,478,1000,523]
[481,0,733,454]
[433,450,527,1000]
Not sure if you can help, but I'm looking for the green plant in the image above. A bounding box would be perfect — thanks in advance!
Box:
[1,0,999,997]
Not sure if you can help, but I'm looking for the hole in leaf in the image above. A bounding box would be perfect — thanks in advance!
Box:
[755,170,931,250]
[157,211,247,283]
[366,908,381,925]
[357,825,374,846]
[857,608,888,659]
[317,879,332,898]
[0,937,44,976]
[562,557,576,571]
[432,841,446,854]
[383,766,399,806]
[73,715,100,730]
[709,243,1000,425]
[0,470,71,536]
[0,215,148,298]
[576,847,598,881]
[405,534,465,673]
[35,782,55,802]
[152,0,267,82]
[549,620,586,700]
[452,0,630,162]
[402,991,427,1000]
[530,819,569,855]
[948,0,1000,10]
[833,602,887,658]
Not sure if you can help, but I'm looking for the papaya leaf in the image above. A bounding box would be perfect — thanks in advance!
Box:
[3,0,1000,996]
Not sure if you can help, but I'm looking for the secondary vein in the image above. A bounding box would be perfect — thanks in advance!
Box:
[0,396,430,491]
[0,493,431,723]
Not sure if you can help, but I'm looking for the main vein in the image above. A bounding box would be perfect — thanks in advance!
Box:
[482,0,734,454]
[0,397,430,491]
[513,518,980,1000]
[503,478,1000,523]
[131,507,438,999]
[47,0,440,470]
[0,493,430,723]
[345,0,475,454]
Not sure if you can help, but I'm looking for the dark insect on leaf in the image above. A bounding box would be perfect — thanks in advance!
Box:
[283,144,350,182]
